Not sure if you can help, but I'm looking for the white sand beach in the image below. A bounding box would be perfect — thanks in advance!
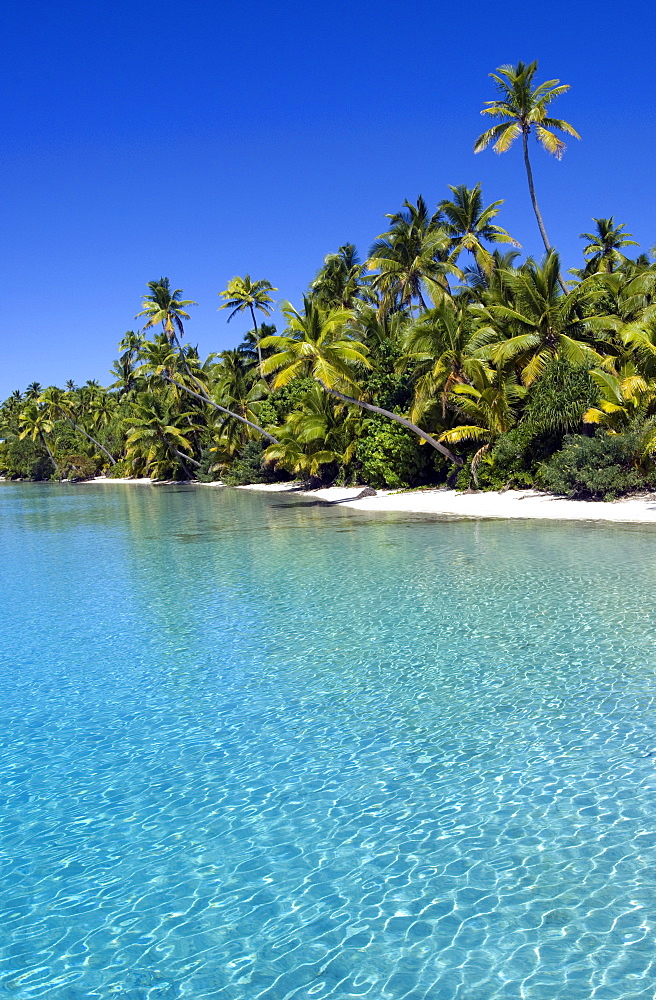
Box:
[86,477,154,485]
[238,483,656,524]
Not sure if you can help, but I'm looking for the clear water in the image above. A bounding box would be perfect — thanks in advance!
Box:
[2,483,656,1000]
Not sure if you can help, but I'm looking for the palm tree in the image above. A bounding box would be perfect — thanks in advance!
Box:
[136,336,279,444]
[25,382,43,400]
[438,184,520,278]
[402,299,490,421]
[474,251,610,385]
[583,368,656,431]
[213,349,269,451]
[218,275,278,375]
[136,279,197,346]
[439,366,525,484]
[40,387,116,466]
[261,297,461,464]
[238,323,276,364]
[109,356,139,397]
[366,197,458,315]
[264,386,360,480]
[474,60,580,287]
[310,244,374,309]
[125,393,200,479]
[18,402,58,473]
[579,218,639,274]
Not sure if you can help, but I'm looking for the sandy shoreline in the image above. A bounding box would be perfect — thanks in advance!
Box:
[237,482,656,524]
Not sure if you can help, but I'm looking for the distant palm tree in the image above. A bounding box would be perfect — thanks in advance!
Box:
[125,393,200,479]
[136,279,197,346]
[438,184,520,278]
[218,275,278,376]
[136,335,279,444]
[474,60,580,285]
[310,244,374,309]
[402,299,490,420]
[25,382,43,400]
[40,387,116,465]
[18,402,58,472]
[238,322,276,364]
[214,349,269,450]
[579,218,639,274]
[366,197,458,315]
[439,366,525,484]
[118,330,145,361]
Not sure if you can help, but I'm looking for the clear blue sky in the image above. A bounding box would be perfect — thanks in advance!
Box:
[2,0,655,398]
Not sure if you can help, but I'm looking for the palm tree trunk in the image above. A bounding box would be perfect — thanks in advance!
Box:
[39,432,59,474]
[64,416,116,465]
[317,381,462,466]
[522,130,568,295]
[172,447,200,469]
[249,304,263,377]
[164,377,279,443]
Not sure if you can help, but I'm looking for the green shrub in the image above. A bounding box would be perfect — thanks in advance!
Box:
[355,417,433,489]
[59,454,98,480]
[0,438,54,480]
[539,432,646,500]
[479,426,563,490]
[525,359,599,434]
[104,458,133,478]
[222,440,284,486]
[266,378,316,423]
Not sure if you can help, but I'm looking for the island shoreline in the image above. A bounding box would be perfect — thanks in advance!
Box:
[9,476,656,524]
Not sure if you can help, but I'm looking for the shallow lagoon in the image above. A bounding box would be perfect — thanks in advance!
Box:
[1,482,656,999]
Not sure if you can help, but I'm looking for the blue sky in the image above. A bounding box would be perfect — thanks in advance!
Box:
[2,0,655,398]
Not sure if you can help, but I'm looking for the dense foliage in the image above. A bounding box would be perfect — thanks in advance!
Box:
[4,62,656,501]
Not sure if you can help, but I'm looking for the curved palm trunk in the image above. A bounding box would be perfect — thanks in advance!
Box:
[522,131,568,295]
[172,447,200,470]
[317,381,462,466]
[164,377,279,444]
[39,432,59,474]
[155,427,193,479]
[64,416,116,465]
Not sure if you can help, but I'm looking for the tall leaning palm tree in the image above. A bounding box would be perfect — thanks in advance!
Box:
[218,275,278,376]
[474,60,580,287]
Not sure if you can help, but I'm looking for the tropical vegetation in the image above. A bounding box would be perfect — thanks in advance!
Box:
[4,61,656,501]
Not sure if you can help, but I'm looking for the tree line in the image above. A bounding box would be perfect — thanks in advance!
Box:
[3,61,656,500]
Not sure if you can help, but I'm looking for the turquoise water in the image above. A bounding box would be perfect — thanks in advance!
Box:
[2,484,656,1000]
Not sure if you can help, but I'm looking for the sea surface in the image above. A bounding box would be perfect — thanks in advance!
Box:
[1,482,656,1000]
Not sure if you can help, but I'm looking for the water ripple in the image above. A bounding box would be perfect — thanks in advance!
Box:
[0,484,656,998]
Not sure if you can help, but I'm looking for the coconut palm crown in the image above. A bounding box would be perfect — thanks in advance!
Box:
[136,278,197,345]
[438,183,520,277]
[579,218,639,274]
